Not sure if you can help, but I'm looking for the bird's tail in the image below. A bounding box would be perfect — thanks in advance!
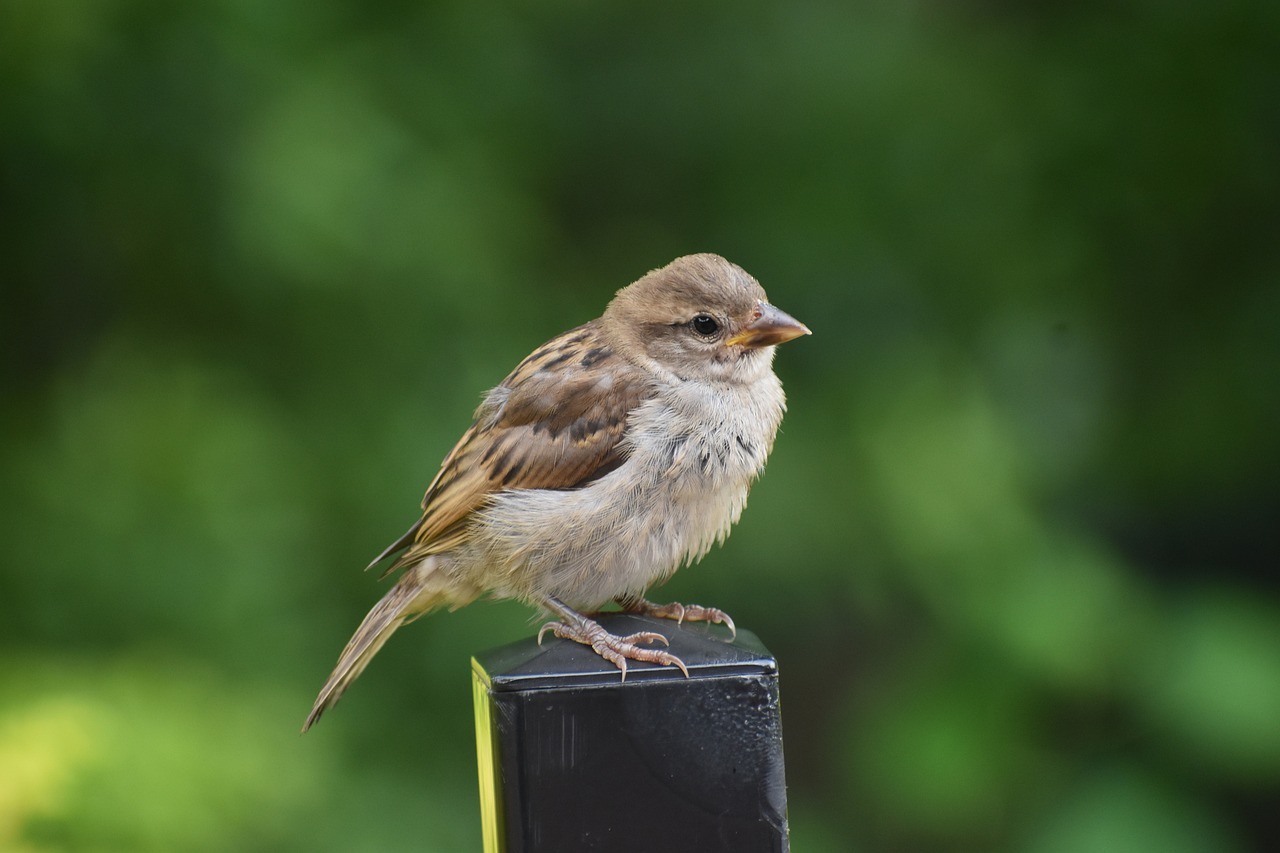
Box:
[302,562,447,732]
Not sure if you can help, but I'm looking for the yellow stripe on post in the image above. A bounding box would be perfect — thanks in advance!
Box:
[472,658,502,853]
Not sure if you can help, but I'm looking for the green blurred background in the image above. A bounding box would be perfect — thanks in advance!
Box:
[3,1,1278,850]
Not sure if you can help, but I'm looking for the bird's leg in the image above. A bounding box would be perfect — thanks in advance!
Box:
[616,595,737,640]
[538,597,689,681]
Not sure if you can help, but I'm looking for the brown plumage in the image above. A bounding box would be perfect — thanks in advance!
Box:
[304,253,809,731]
[375,321,651,577]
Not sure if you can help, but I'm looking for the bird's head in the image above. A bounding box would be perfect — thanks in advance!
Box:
[602,253,810,384]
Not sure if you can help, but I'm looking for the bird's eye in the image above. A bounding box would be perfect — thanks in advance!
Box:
[691,314,720,336]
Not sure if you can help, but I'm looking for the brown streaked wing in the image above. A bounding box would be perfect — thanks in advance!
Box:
[382,321,652,573]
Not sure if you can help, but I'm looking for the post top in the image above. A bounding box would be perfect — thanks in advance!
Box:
[472,613,777,692]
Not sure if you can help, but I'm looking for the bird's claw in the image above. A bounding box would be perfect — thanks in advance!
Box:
[538,617,688,680]
[622,598,737,641]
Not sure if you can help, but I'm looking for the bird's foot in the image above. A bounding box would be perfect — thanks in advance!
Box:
[619,597,737,640]
[537,602,689,681]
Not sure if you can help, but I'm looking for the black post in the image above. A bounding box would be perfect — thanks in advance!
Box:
[471,613,789,853]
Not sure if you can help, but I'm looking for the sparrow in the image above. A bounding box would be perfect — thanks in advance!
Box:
[303,253,809,731]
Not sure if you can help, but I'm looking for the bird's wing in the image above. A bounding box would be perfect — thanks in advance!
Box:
[374,320,653,574]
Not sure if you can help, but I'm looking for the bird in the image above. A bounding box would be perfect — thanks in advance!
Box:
[303,253,809,732]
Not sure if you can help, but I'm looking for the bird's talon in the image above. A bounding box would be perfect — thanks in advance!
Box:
[539,604,688,680]
[619,630,668,647]
[620,598,736,641]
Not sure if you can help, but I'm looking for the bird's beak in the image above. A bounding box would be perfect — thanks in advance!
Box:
[725,302,812,349]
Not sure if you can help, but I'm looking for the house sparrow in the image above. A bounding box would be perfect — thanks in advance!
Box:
[303,253,809,731]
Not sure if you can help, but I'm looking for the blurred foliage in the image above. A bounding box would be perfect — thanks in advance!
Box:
[2,0,1278,850]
